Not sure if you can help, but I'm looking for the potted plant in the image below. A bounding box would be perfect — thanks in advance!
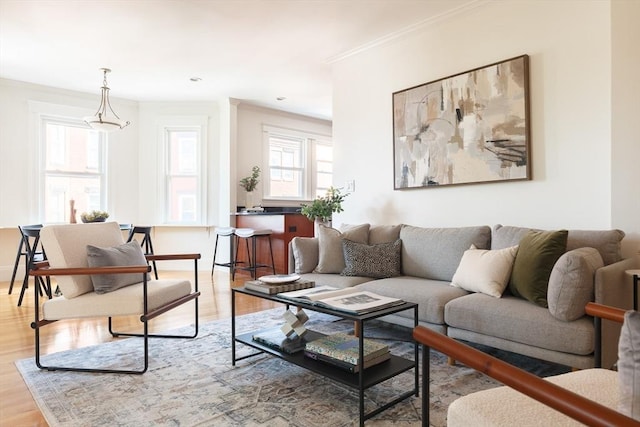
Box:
[239,166,260,208]
[300,187,348,229]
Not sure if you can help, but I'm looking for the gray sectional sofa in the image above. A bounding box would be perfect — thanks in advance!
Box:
[288,223,638,369]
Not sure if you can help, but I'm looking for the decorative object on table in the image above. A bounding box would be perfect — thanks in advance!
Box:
[304,332,389,366]
[280,308,309,337]
[239,165,260,208]
[80,210,110,223]
[392,54,531,189]
[252,326,308,354]
[244,277,314,295]
[300,186,348,234]
[69,199,77,223]
[83,68,130,132]
[259,273,300,284]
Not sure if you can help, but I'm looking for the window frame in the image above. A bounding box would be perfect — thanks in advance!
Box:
[159,116,208,225]
[262,125,332,202]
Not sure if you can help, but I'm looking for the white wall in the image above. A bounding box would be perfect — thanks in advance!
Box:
[332,0,638,255]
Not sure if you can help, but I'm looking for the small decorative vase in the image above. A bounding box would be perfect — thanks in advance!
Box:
[314,218,332,236]
[69,200,77,224]
[245,191,253,209]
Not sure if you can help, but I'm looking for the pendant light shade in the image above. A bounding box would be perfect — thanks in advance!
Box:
[83,68,130,132]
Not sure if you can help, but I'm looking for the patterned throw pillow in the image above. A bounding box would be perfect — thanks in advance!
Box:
[341,239,402,279]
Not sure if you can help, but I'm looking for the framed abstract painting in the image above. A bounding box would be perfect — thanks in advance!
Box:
[392,54,531,189]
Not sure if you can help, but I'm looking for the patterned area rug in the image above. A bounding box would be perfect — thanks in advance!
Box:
[16,309,569,426]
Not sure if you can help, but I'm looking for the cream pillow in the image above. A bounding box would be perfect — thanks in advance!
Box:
[314,224,369,274]
[451,245,518,297]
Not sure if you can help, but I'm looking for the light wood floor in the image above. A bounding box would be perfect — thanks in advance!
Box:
[0,269,275,426]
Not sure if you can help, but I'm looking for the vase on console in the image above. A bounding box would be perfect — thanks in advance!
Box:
[245,191,254,209]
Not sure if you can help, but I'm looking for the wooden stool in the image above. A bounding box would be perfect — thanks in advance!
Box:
[127,226,158,279]
[233,228,276,280]
[212,227,237,277]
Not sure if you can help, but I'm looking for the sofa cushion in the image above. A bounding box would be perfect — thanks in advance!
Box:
[618,310,640,420]
[356,276,469,325]
[509,229,568,308]
[547,247,603,321]
[86,240,149,294]
[445,293,594,355]
[492,224,624,266]
[451,245,518,298]
[369,224,402,244]
[400,225,491,282]
[342,239,402,279]
[291,237,319,274]
[314,224,369,274]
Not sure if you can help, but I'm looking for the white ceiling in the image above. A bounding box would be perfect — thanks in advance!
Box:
[0,0,476,120]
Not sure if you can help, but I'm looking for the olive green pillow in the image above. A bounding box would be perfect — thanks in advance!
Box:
[509,229,568,307]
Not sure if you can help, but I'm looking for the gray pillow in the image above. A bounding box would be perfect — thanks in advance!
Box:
[547,247,603,321]
[314,224,369,274]
[86,240,148,294]
[368,225,402,244]
[341,239,402,279]
[291,237,319,274]
[618,310,640,420]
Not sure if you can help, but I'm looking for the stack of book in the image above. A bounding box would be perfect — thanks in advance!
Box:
[244,277,315,295]
[304,333,390,373]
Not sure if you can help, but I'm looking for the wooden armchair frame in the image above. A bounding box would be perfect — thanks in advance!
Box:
[413,302,640,426]
[30,252,201,375]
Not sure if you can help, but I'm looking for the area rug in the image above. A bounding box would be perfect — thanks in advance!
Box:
[16,309,569,427]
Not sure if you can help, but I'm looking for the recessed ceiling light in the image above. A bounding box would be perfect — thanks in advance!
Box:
[190,77,202,82]
[276,96,286,101]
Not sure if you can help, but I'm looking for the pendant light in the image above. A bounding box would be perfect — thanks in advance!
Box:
[83,68,130,131]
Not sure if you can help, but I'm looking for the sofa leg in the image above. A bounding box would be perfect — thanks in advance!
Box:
[448,356,456,366]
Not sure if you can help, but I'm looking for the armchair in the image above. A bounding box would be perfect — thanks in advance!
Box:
[413,302,640,426]
[30,221,201,374]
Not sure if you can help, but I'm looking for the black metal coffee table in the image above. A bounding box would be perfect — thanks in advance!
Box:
[231,286,419,426]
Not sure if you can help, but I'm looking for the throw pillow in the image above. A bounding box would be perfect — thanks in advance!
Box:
[547,247,603,321]
[341,239,402,279]
[291,237,319,274]
[509,229,568,308]
[368,224,402,245]
[86,240,148,294]
[450,244,519,298]
[314,224,369,274]
[618,310,640,420]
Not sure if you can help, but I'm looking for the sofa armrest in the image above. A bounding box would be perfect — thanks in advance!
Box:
[288,237,319,274]
[595,257,640,368]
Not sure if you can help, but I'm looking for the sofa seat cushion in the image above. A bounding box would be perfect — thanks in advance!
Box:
[356,276,468,325]
[42,279,192,320]
[297,273,374,289]
[447,368,618,427]
[400,225,491,281]
[445,293,594,355]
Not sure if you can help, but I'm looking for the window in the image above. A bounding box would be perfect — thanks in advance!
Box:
[263,126,332,200]
[164,127,204,224]
[40,117,106,223]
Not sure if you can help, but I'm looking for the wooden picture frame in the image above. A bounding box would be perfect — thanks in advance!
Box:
[392,55,531,189]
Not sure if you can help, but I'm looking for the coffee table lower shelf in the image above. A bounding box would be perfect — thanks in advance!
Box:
[235,329,416,389]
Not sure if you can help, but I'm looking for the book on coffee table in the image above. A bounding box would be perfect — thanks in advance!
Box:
[304,349,390,373]
[252,327,308,354]
[304,332,389,365]
[277,286,403,314]
[245,278,315,295]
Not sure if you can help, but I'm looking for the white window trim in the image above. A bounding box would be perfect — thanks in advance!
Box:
[157,116,208,225]
[262,124,332,202]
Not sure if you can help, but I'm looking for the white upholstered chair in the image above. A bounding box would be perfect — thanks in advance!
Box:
[30,221,200,374]
[413,302,640,426]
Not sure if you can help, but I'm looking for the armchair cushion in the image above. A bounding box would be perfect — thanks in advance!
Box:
[87,240,148,294]
[618,310,640,419]
[40,222,125,298]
